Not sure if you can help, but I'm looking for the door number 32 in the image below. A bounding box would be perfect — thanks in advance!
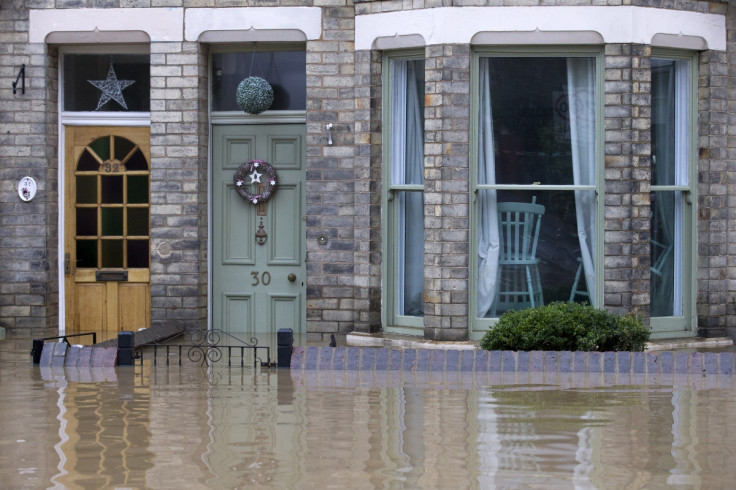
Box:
[251,271,271,286]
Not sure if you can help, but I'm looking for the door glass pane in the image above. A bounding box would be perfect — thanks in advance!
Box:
[212,50,306,111]
[101,208,123,236]
[76,240,97,268]
[101,240,123,268]
[76,208,97,236]
[127,176,149,203]
[63,54,150,112]
[125,149,148,171]
[76,176,97,203]
[101,176,123,203]
[89,136,110,161]
[127,240,149,268]
[390,58,425,318]
[77,150,100,171]
[114,136,136,162]
[127,208,149,236]
[476,56,597,317]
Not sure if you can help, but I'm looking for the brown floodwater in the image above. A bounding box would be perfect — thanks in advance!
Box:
[2,337,736,489]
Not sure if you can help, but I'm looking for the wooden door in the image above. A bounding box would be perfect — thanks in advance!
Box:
[212,125,306,337]
[64,126,151,337]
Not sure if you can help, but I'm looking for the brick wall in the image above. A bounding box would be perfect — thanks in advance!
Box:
[304,2,359,341]
[0,2,58,337]
[149,41,208,328]
[602,44,652,320]
[423,44,471,341]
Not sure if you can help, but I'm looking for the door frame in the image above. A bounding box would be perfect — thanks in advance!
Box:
[208,112,307,332]
[57,46,151,334]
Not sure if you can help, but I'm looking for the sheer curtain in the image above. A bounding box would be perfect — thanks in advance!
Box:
[567,58,597,303]
[477,58,500,317]
[392,60,424,316]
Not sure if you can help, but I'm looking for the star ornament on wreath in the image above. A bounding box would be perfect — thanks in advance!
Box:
[233,160,278,205]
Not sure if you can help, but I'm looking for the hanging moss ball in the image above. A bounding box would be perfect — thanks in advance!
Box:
[236,76,274,115]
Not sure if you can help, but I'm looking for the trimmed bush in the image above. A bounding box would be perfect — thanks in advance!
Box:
[479,302,650,352]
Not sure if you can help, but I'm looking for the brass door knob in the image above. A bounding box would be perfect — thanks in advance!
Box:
[288,273,297,282]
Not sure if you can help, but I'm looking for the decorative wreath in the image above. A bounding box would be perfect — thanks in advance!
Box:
[235,76,274,115]
[233,160,278,205]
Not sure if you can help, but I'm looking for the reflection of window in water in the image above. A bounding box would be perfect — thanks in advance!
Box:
[477,56,597,318]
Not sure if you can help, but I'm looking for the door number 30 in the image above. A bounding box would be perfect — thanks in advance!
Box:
[251,271,272,286]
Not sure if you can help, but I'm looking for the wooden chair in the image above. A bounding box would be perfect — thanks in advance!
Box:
[491,198,545,316]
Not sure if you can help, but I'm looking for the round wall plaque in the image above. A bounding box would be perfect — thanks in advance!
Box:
[18,176,37,202]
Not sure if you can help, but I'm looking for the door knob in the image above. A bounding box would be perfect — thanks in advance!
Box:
[287,273,296,282]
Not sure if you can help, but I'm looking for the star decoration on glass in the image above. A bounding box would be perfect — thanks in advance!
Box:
[88,63,135,111]
[249,170,262,184]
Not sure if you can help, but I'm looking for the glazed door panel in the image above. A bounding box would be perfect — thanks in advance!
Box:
[212,125,306,336]
[64,126,151,336]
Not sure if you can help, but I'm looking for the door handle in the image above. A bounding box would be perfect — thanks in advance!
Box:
[288,273,297,282]
[64,253,71,275]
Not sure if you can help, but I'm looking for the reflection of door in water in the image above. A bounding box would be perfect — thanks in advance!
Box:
[64,126,151,336]
[212,125,306,336]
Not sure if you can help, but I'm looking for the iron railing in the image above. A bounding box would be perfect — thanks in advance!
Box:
[137,328,273,368]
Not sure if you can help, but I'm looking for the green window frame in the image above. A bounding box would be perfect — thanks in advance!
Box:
[649,49,698,339]
[469,47,604,340]
[382,51,426,335]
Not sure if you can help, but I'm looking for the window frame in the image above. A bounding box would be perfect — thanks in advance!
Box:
[382,49,426,335]
[648,48,698,338]
[469,46,605,339]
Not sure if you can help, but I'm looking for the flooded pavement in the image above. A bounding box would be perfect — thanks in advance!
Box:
[2,337,736,489]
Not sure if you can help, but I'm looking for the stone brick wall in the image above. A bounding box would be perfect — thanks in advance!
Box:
[0,2,58,337]
[697,8,731,337]
[149,41,208,329]
[304,2,359,341]
[423,44,471,341]
[352,48,383,334]
[602,44,652,320]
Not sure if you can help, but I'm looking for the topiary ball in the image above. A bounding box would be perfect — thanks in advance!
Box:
[236,76,274,114]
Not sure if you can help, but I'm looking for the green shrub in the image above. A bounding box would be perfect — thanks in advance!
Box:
[479,302,650,352]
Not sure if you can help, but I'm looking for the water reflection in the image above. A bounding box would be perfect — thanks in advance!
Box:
[2,342,736,488]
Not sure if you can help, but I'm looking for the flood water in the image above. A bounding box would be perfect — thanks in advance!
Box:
[2,338,736,489]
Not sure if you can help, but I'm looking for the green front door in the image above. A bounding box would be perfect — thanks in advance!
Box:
[212,124,306,336]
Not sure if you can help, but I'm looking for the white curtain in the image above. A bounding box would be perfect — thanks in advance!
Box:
[477,58,500,317]
[567,58,597,303]
[392,60,425,316]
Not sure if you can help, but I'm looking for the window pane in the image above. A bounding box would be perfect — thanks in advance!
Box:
[101,208,123,236]
[390,58,425,319]
[127,176,149,203]
[76,176,97,203]
[101,240,124,268]
[212,51,306,111]
[76,240,97,268]
[64,54,150,112]
[101,176,123,203]
[127,208,149,236]
[397,191,424,316]
[128,240,149,268]
[478,190,593,318]
[483,57,598,186]
[76,208,97,236]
